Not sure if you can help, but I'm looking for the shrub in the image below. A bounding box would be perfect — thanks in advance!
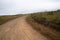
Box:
[31,10,60,31]
[47,12,53,15]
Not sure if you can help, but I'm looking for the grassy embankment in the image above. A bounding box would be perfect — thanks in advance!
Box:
[26,10,60,40]
[0,14,23,25]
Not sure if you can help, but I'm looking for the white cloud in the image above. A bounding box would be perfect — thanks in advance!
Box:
[0,0,60,15]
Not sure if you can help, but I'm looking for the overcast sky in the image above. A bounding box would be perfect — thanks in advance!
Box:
[0,0,60,15]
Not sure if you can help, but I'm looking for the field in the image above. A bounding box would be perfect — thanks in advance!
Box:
[31,10,60,31]
[26,10,60,40]
[0,14,23,25]
[0,10,60,40]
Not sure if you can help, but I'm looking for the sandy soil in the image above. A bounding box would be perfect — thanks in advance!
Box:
[0,16,48,40]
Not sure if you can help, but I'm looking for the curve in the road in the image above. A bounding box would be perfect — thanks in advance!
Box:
[0,16,48,40]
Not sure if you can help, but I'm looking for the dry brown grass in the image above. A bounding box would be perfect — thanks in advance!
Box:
[0,14,23,25]
[26,15,60,40]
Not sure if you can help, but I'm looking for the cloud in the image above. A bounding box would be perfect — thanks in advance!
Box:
[0,0,60,15]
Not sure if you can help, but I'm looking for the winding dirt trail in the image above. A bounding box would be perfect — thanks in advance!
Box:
[0,16,48,40]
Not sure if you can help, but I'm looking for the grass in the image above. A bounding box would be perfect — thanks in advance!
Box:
[31,10,60,31]
[0,14,23,25]
[26,10,60,40]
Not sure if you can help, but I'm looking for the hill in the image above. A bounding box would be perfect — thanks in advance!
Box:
[26,10,60,40]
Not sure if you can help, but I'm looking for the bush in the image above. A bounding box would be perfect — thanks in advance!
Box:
[31,10,60,31]
[47,12,53,15]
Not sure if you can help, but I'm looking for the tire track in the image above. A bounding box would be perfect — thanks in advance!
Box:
[0,16,48,40]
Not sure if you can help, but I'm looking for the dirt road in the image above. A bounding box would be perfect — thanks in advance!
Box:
[0,16,48,40]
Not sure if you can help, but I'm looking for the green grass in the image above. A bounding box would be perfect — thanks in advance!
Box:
[0,14,23,25]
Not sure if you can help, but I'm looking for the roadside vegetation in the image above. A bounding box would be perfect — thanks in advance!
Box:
[0,14,23,25]
[26,10,60,40]
[31,10,60,31]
